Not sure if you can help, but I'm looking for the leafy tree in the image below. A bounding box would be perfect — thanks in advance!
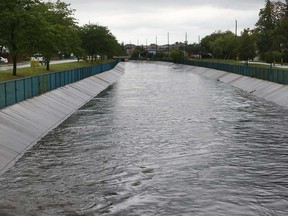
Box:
[255,0,274,61]
[201,31,224,55]
[214,47,223,59]
[104,34,126,58]
[187,43,201,56]
[130,49,141,60]
[238,29,256,64]
[255,0,286,62]
[201,31,238,59]
[0,0,79,73]
[130,46,146,59]
[275,0,288,62]
[222,32,239,59]
[272,50,283,62]
[79,24,124,62]
[30,0,79,70]
[154,51,165,59]
[0,0,41,75]
[170,49,185,62]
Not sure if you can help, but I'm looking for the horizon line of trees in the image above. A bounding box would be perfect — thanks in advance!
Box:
[131,0,288,64]
[190,0,288,64]
[0,0,126,75]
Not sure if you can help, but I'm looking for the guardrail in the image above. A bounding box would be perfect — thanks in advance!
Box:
[162,59,288,85]
[0,61,119,109]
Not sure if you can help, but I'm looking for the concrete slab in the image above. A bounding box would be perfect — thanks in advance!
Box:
[190,65,288,109]
[219,73,243,84]
[0,63,125,175]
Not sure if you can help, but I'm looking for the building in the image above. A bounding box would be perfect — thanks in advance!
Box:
[124,44,136,55]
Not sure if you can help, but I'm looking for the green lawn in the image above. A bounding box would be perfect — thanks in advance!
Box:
[0,60,111,82]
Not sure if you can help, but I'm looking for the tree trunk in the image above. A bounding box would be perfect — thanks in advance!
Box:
[12,55,17,76]
[46,59,50,71]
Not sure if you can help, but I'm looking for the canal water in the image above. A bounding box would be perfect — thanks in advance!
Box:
[0,61,288,216]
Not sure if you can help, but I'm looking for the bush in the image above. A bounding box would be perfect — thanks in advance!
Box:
[170,49,185,63]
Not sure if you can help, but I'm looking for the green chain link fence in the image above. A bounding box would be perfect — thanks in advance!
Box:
[0,61,119,109]
[172,59,288,85]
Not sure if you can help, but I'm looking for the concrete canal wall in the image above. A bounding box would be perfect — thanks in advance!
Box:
[176,64,288,108]
[0,62,124,175]
[1,61,287,175]
[147,61,288,107]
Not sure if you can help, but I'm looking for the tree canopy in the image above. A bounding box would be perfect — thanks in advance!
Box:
[0,0,125,75]
[0,0,41,75]
[200,31,238,59]
[194,0,288,64]
[2,0,288,74]
[238,29,256,63]
[79,24,125,62]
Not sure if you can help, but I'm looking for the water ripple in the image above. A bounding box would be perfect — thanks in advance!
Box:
[1,62,288,215]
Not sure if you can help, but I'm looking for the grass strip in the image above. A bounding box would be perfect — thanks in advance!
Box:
[0,60,111,82]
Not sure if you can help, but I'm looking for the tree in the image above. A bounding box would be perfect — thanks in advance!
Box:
[222,32,239,59]
[187,43,201,56]
[211,43,223,59]
[238,29,256,64]
[170,49,185,63]
[202,31,237,59]
[275,0,288,62]
[130,46,146,60]
[255,0,274,62]
[0,0,41,75]
[201,31,223,55]
[79,24,124,62]
[0,0,79,73]
[255,0,286,62]
[30,0,79,70]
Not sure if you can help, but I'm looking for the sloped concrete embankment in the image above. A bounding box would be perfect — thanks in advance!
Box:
[179,65,288,108]
[0,63,125,175]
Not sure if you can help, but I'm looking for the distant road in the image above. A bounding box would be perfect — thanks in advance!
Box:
[0,59,78,71]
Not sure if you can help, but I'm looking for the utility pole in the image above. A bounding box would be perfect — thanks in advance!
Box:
[156,36,158,55]
[235,20,238,37]
[168,32,170,56]
[185,32,188,58]
[198,35,202,59]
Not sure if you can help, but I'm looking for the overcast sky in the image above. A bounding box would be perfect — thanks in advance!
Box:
[62,0,270,45]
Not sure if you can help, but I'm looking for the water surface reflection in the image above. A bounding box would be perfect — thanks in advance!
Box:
[0,62,288,216]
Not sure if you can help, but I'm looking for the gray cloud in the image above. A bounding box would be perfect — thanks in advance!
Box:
[66,0,264,10]
[61,0,270,44]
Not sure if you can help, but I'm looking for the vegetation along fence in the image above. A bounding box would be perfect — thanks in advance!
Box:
[0,61,119,109]
[171,59,288,85]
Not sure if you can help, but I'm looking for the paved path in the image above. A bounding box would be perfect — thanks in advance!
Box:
[0,59,78,71]
[245,61,288,69]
